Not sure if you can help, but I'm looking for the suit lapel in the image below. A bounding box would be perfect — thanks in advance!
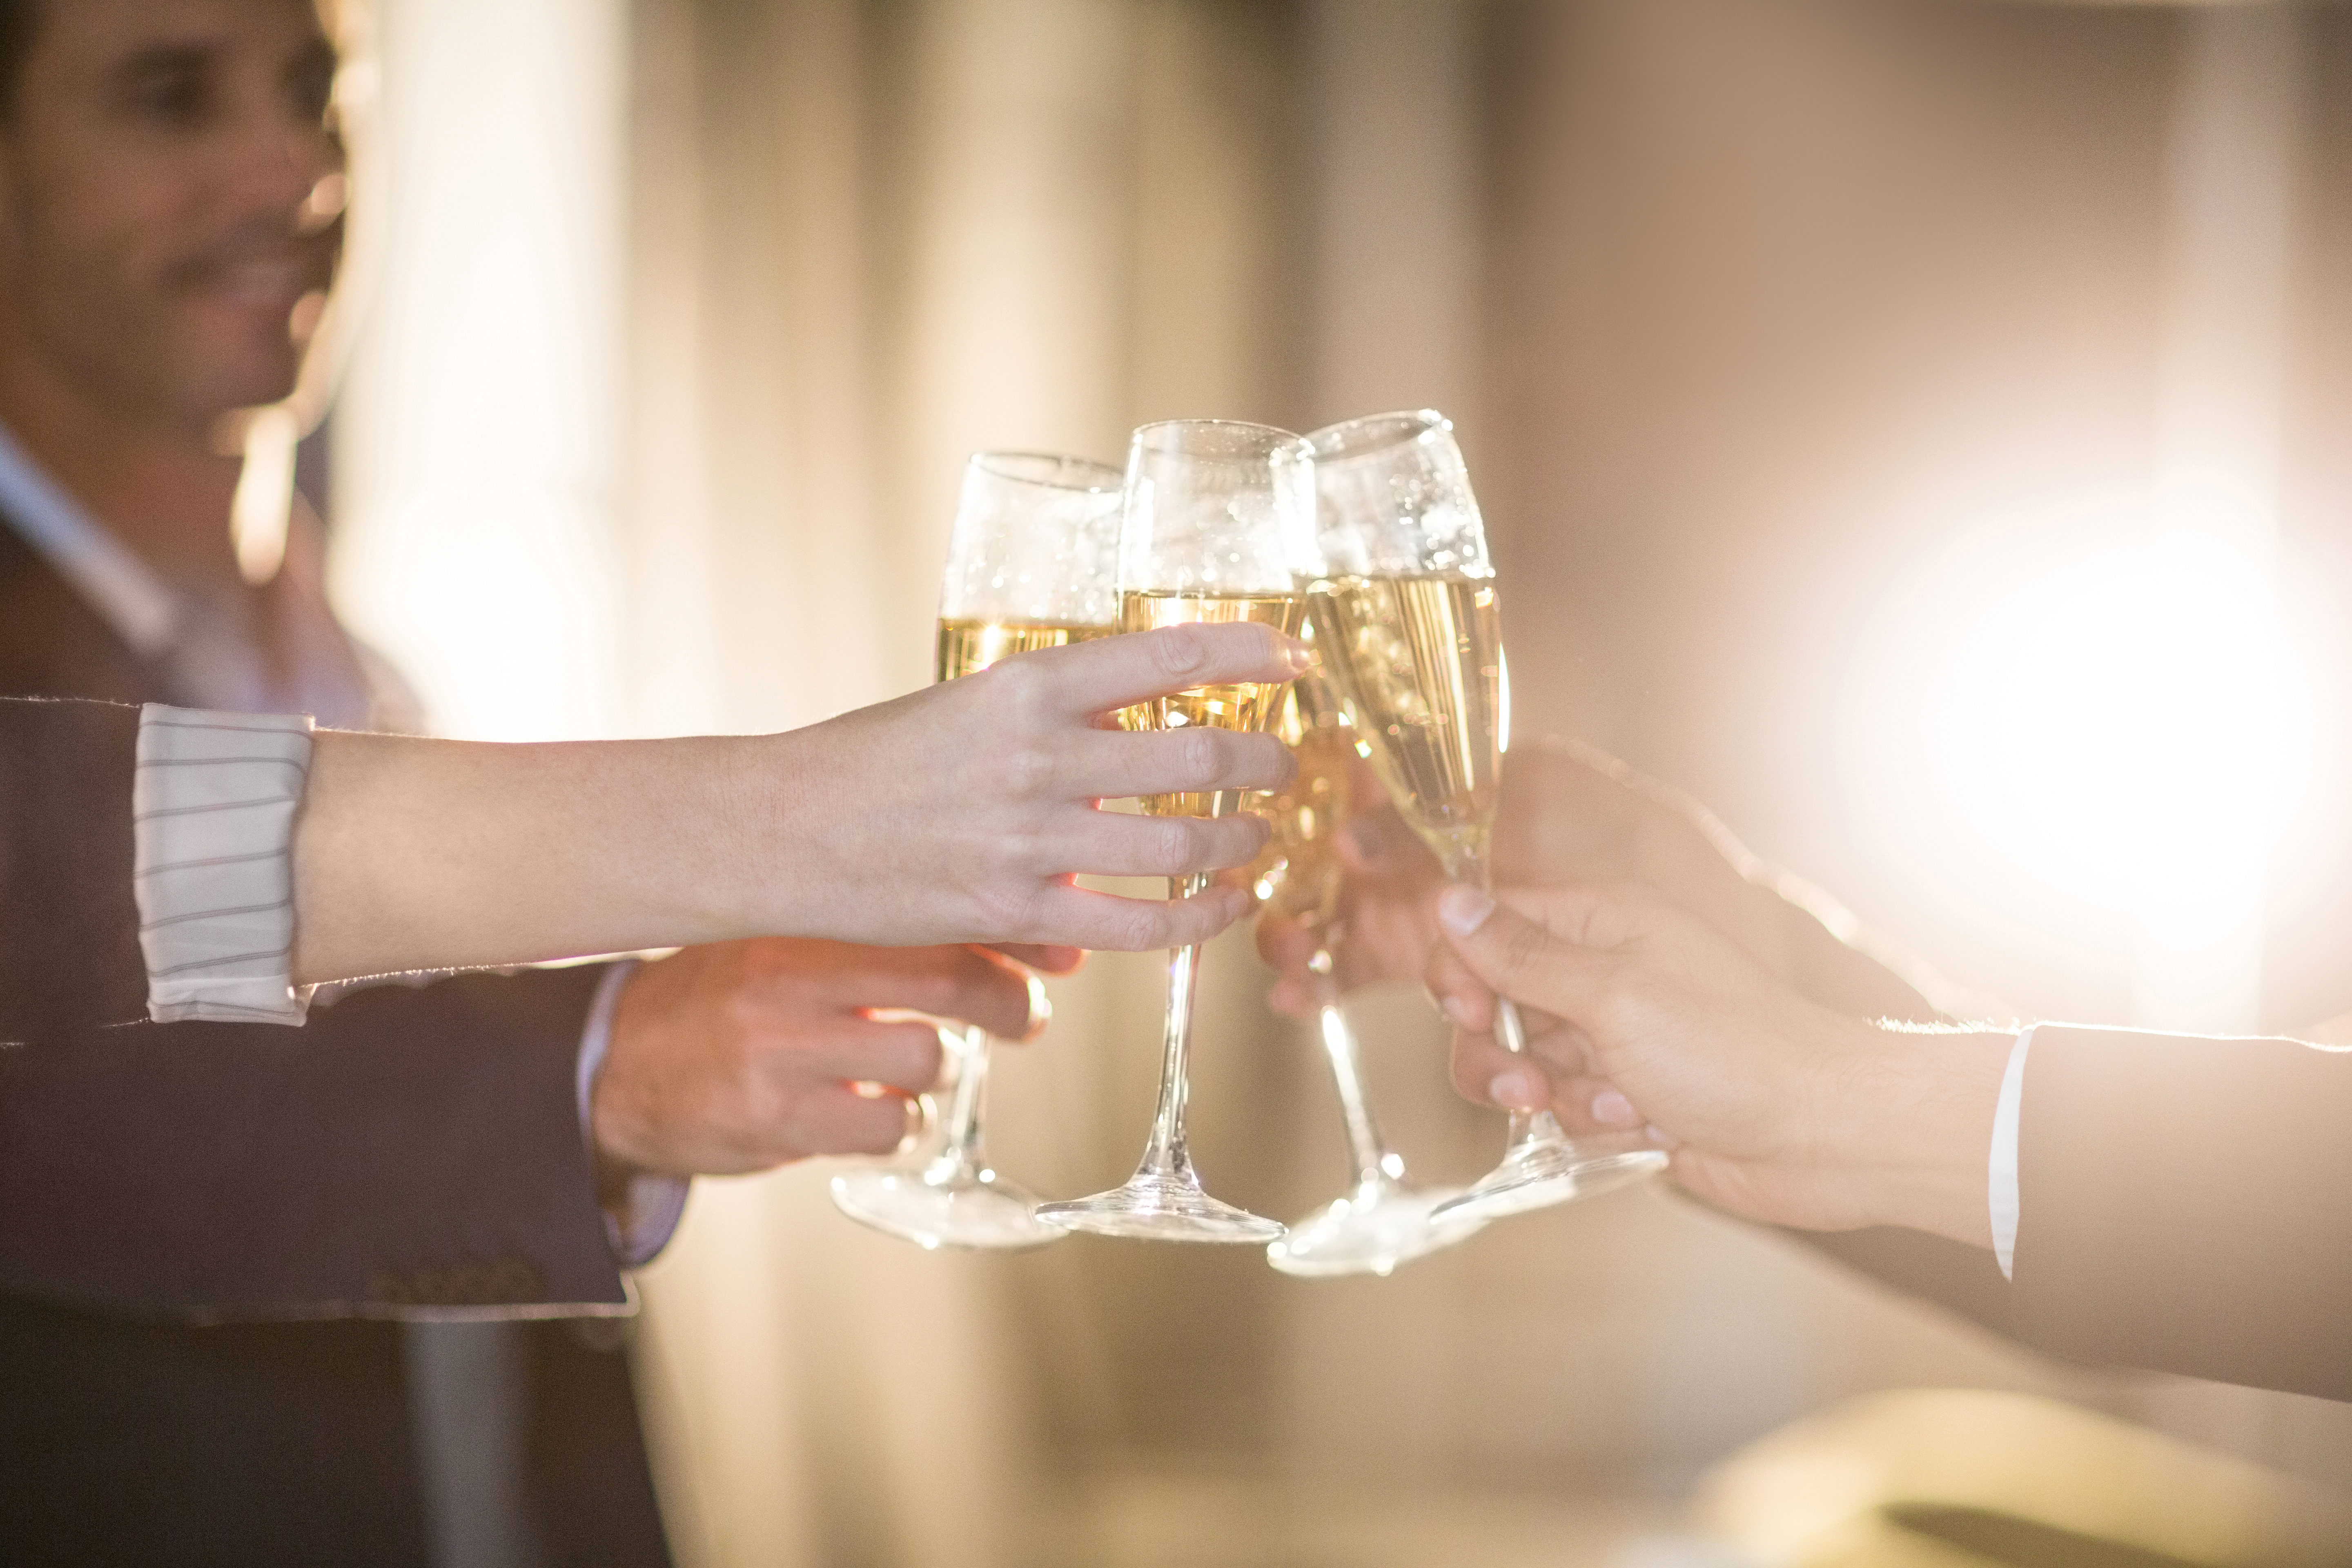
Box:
[0,523,179,706]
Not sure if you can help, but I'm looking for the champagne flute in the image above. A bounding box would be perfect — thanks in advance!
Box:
[1305,410,1668,1225]
[1035,419,1317,1243]
[829,451,1122,1250]
[1254,672,1486,1277]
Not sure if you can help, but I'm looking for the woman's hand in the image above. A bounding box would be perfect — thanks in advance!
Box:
[292,622,1305,984]
[752,620,1308,951]
[1425,881,2009,1247]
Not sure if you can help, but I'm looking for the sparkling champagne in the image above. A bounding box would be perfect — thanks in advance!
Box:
[1118,589,1306,817]
[935,618,1107,683]
[1310,575,1508,873]
[1245,675,1356,927]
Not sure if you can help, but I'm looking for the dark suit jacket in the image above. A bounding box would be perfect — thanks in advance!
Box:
[2012,1023,2352,1402]
[0,695,147,1039]
[0,525,671,1564]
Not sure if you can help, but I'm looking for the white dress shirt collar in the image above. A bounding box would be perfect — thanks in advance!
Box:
[0,417,185,659]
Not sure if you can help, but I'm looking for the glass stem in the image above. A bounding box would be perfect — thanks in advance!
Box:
[1138,871,1209,1178]
[1313,984,1392,1189]
[1494,995,1573,1150]
[1458,849,1577,1154]
[938,1024,990,1169]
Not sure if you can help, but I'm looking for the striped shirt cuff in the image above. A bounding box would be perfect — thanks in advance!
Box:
[133,704,315,1026]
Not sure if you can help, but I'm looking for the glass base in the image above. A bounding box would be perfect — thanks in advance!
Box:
[1267,1180,1484,1278]
[829,1160,1065,1251]
[1430,1140,1668,1227]
[1035,1168,1285,1244]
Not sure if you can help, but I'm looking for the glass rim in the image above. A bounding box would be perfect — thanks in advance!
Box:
[1129,418,1312,463]
[1305,408,1452,469]
[968,450,1125,493]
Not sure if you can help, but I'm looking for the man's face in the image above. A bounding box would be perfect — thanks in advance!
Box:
[0,0,342,436]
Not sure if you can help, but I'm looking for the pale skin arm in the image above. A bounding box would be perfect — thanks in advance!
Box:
[290,621,1306,985]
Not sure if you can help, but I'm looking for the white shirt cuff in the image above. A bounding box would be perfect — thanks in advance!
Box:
[1988,1023,2036,1281]
[132,704,314,1026]
[575,960,690,1268]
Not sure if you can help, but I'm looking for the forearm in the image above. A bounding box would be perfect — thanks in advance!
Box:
[1832,1023,2013,1250]
[1665,1011,2011,1249]
[292,729,783,984]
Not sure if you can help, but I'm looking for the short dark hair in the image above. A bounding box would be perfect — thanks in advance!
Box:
[0,0,38,122]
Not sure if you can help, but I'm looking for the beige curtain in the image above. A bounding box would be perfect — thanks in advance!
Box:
[617,5,1312,1564]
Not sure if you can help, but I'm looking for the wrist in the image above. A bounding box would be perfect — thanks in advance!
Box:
[589,965,663,1176]
[1825,1022,2011,1248]
[714,726,838,940]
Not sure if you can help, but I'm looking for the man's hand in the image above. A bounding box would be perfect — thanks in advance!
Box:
[1256,736,1791,1016]
[1425,882,2008,1248]
[591,938,1061,1178]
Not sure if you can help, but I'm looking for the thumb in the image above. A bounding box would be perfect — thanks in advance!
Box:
[1432,883,1623,1025]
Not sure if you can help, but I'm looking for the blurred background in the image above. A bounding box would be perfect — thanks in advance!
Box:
[316,0,2352,1562]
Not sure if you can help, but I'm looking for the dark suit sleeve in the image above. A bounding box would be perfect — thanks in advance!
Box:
[2008,1024,2352,1401]
[0,696,148,1036]
[0,964,631,1318]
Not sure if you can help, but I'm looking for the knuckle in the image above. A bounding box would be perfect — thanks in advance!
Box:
[1500,918,1549,976]
[1151,623,1208,679]
[1596,981,1642,1038]
[885,1022,944,1087]
[988,656,1054,717]
[720,991,769,1036]
[1150,815,1200,874]
[1111,899,1166,952]
[1176,726,1225,788]
[894,964,952,1014]
[807,1096,900,1158]
[971,878,1040,942]
[996,744,1057,800]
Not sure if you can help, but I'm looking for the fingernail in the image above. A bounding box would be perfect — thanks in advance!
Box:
[1283,638,1313,673]
[1645,1124,1677,1149]
[1591,1089,1639,1127]
[1488,1071,1544,1111]
[1437,884,1496,935]
[1439,996,1472,1027]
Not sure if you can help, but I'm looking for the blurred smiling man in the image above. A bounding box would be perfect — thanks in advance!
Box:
[0,4,1041,1564]
[0,0,339,424]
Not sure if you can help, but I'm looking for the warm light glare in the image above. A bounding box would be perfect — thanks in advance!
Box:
[1840,472,2308,1021]
[330,0,627,743]
[232,405,297,586]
